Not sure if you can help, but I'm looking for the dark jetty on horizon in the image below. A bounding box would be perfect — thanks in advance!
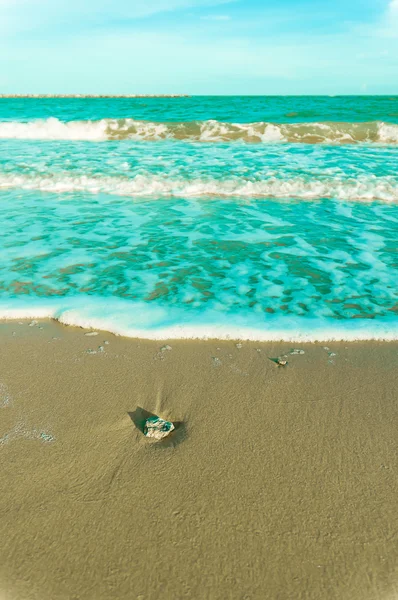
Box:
[0,94,190,98]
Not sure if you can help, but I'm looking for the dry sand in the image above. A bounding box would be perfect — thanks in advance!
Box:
[0,320,397,600]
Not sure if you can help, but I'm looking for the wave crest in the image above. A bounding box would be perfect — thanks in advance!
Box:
[0,299,397,341]
[0,117,398,144]
[1,172,397,202]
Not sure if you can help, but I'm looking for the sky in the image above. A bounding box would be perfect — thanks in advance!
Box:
[0,0,397,94]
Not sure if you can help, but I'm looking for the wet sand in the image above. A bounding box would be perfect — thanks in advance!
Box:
[0,320,397,600]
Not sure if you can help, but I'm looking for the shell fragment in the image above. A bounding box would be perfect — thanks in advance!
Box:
[144,417,175,440]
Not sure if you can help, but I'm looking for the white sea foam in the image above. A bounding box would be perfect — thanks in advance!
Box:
[0,118,398,144]
[0,298,396,342]
[0,172,397,202]
[0,117,108,141]
[378,122,398,143]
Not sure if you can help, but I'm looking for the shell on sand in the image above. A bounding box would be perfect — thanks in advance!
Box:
[276,358,288,366]
[144,417,175,440]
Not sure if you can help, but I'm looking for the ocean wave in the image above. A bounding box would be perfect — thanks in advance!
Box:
[0,117,398,144]
[0,298,397,341]
[0,172,397,202]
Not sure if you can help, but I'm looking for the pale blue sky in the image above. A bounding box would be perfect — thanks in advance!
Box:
[1,0,397,94]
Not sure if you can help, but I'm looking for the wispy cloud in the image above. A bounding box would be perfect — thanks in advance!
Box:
[356,49,389,59]
[389,0,398,12]
[0,0,236,35]
[200,14,231,20]
[377,0,398,37]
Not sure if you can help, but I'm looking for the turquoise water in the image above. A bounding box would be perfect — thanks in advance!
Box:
[0,96,397,340]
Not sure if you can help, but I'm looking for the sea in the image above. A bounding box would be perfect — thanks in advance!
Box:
[0,96,397,341]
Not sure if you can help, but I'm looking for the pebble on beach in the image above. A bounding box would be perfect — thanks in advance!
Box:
[269,356,288,366]
[212,356,222,367]
[143,416,175,440]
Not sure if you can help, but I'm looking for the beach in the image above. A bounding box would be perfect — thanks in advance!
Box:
[1,320,397,600]
[1,94,397,600]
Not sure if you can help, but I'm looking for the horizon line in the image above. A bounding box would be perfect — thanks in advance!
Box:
[1,93,397,99]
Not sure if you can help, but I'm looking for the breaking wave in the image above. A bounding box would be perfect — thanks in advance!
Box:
[1,172,397,202]
[0,117,398,144]
[0,299,397,341]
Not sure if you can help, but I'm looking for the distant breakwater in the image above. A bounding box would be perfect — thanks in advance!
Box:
[0,94,190,98]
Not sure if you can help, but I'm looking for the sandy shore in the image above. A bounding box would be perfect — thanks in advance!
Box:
[0,320,397,600]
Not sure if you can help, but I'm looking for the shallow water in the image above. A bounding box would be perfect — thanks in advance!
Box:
[0,97,397,340]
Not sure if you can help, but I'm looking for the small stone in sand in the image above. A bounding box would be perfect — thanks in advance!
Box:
[236,343,243,349]
[104,341,110,345]
[160,344,172,352]
[98,346,105,353]
[276,358,288,367]
[29,320,38,327]
[40,432,54,443]
[212,356,222,367]
[143,416,175,440]
[290,349,305,355]
[85,332,99,337]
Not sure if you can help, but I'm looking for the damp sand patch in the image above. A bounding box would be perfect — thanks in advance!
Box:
[0,422,55,445]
